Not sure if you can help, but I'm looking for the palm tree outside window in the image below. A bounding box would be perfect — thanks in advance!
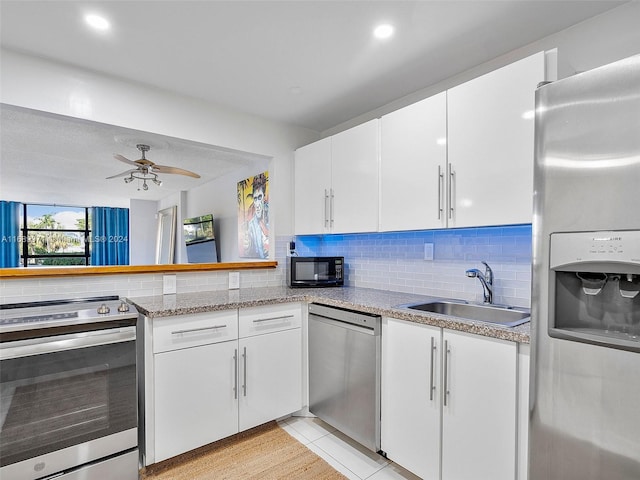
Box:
[20,204,90,267]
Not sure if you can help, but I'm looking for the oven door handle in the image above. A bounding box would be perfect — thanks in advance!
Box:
[0,326,136,360]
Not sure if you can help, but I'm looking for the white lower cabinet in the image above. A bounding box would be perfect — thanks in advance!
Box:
[382,318,441,479]
[149,303,302,464]
[382,318,518,480]
[154,340,239,462]
[239,328,302,431]
[441,329,517,480]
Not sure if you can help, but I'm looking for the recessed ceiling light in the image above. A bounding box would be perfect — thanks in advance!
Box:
[521,110,535,120]
[85,13,110,32]
[373,24,394,40]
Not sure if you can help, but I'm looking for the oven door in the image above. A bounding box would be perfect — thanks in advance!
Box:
[0,326,137,480]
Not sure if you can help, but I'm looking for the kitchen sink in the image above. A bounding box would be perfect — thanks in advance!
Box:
[400,300,530,327]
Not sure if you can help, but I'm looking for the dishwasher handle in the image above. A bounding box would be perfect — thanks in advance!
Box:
[309,314,379,336]
[308,304,381,335]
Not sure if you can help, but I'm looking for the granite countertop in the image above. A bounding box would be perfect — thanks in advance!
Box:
[128,286,530,343]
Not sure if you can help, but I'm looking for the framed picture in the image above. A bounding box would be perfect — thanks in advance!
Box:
[237,171,269,258]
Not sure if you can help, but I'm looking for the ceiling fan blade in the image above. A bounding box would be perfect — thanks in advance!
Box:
[152,165,201,178]
[114,154,139,166]
[106,169,137,179]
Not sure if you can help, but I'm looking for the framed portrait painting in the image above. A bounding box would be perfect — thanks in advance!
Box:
[237,171,269,258]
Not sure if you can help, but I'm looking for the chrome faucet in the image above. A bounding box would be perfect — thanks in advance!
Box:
[466,261,494,304]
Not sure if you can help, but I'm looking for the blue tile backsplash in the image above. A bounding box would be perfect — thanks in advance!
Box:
[295,225,532,308]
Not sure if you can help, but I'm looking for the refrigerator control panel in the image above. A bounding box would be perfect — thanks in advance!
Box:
[550,230,640,268]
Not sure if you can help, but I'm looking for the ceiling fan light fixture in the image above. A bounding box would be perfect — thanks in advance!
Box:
[111,144,200,190]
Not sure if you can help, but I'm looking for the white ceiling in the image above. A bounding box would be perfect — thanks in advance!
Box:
[0,105,269,206]
[0,0,627,132]
[0,0,628,206]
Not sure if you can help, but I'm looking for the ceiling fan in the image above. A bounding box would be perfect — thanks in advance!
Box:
[107,144,201,190]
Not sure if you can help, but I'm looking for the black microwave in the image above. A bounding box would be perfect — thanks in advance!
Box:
[287,256,344,287]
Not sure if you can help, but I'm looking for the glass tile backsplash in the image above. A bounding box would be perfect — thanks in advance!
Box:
[295,225,532,308]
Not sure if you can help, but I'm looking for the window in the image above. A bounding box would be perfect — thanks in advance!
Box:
[20,204,90,267]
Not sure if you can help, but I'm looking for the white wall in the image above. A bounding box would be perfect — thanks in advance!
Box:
[0,49,320,240]
[129,199,158,265]
[324,1,640,136]
[185,161,271,263]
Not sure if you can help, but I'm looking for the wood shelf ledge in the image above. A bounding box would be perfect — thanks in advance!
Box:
[0,261,278,279]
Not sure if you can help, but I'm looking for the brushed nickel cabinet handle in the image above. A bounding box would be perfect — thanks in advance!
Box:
[438,165,444,220]
[444,340,451,406]
[242,346,247,397]
[324,189,330,227]
[171,325,226,335]
[252,315,294,323]
[330,189,335,227]
[448,164,455,220]
[233,348,238,399]
[429,336,437,401]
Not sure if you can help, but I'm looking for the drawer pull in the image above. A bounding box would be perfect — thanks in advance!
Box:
[171,325,227,335]
[252,315,294,323]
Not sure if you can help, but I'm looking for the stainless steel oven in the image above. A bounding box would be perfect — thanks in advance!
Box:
[0,296,139,480]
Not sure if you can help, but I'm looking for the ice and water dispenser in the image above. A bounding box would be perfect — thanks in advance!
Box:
[549,230,640,353]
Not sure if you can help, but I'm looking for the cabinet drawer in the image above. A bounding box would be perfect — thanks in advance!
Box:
[239,303,302,338]
[153,310,239,353]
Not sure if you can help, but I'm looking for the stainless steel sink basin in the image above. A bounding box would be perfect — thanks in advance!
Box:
[400,300,530,327]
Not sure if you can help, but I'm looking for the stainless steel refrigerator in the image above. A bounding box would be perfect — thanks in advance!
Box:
[529,54,640,479]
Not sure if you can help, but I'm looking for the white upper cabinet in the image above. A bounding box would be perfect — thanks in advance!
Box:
[447,51,546,228]
[294,137,332,235]
[330,119,379,234]
[295,51,552,234]
[294,119,379,235]
[380,92,447,231]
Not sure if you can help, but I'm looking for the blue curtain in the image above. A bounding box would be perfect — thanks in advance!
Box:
[91,207,130,265]
[0,201,21,268]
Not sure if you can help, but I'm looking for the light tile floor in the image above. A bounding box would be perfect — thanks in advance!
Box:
[278,416,421,480]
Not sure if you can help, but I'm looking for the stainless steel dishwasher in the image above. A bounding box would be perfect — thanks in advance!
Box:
[308,303,381,452]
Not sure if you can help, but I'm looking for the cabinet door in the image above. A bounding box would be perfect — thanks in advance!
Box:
[154,341,239,462]
[380,92,447,231]
[447,51,546,228]
[442,330,517,480]
[294,137,332,235]
[238,328,302,431]
[382,318,441,480]
[330,119,379,234]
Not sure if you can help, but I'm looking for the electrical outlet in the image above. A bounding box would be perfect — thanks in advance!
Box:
[424,242,434,261]
[163,274,177,295]
[228,271,240,290]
